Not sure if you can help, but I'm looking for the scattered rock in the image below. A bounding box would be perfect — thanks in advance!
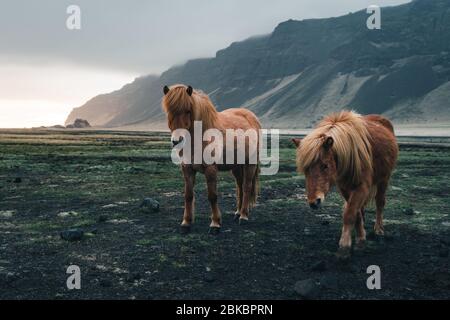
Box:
[126,273,142,283]
[97,215,108,223]
[438,247,449,258]
[204,273,215,283]
[102,204,118,209]
[319,275,339,290]
[294,279,319,299]
[57,211,78,218]
[84,232,96,238]
[384,231,400,242]
[0,210,15,218]
[99,279,112,287]
[0,272,19,286]
[440,236,450,246]
[60,229,84,242]
[66,119,91,129]
[109,219,129,224]
[13,177,22,183]
[140,198,160,213]
[311,260,327,272]
[303,227,312,236]
[403,208,415,216]
[204,269,215,283]
[49,125,66,129]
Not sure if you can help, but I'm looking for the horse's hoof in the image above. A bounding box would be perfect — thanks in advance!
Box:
[239,218,249,226]
[208,227,221,235]
[354,241,366,252]
[233,214,241,222]
[368,231,385,243]
[335,247,352,262]
[180,225,191,234]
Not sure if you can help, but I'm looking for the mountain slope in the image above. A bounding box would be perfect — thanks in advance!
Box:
[66,0,450,129]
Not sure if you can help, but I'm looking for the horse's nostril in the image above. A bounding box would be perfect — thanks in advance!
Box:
[310,198,322,210]
[172,136,184,147]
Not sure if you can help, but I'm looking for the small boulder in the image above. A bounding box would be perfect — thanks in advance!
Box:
[0,272,19,286]
[204,272,215,283]
[67,119,91,129]
[99,279,112,287]
[97,215,108,223]
[310,260,327,272]
[126,272,142,283]
[294,279,319,299]
[57,211,78,218]
[438,247,449,258]
[403,208,415,216]
[60,229,84,242]
[139,198,160,213]
[319,274,339,290]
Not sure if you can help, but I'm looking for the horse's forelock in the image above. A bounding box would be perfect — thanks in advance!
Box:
[297,111,373,185]
[163,85,191,111]
[162,85,219,130]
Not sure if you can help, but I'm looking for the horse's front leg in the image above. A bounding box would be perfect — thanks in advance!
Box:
[205,166,221,234]
[238,164,257,224]
[338,184,369,259]
[181,165,196,234]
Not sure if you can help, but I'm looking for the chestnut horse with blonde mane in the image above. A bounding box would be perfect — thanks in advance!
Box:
[162,84,261,234]
[293,111,398,258]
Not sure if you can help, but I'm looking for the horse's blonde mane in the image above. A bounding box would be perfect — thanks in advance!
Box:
[162,84,219,131]
[297,111,373,186]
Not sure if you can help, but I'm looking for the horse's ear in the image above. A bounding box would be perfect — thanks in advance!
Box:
[323,136,334,150]
[292,138,302,148]
[163,86,170,95]
[186,85,193,96]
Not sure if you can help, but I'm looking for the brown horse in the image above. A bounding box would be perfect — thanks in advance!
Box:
[292,111,398,258]
[162,84,261,234]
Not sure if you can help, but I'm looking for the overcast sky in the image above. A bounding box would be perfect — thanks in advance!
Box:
[0,0,410,128]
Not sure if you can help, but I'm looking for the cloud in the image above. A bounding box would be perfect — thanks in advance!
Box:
[0,0,410,75]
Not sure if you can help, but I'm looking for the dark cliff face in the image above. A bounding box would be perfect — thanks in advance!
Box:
[66,0,450,129]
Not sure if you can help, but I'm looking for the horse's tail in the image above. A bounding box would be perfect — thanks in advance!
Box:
[250,163,260,208]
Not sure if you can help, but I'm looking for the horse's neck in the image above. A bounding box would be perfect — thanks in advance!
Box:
[194,102,222,132]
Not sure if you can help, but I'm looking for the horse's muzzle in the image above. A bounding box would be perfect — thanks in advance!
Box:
[172,136,184,147]
[309,198,322,210]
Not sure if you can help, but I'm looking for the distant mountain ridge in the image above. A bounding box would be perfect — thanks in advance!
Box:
[66,0,450,129]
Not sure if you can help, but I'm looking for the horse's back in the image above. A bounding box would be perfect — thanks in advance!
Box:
[365,115,398,181]
[219,108,261,130]
[365,114,395,134]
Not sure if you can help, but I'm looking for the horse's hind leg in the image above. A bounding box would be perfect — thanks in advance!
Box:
[205,166,221,233]
[355,207,366,247]
[231,166,244,220]
[238,164,257,223]
[375,182,388,236]
[181,165,196,233]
